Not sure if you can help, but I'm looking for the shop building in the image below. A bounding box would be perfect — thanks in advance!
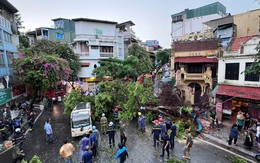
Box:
[171,37,220,105]
[216,36,260,123]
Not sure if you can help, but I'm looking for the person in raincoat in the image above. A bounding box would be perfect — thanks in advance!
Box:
[138,112,146,133]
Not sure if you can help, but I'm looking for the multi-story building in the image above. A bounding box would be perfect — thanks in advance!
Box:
[72,18,125,91]
[26,18,75,44]
[171,37,220,105]
[216,36,260,123]
[0,0,19,109]
[171,2,226,40]
[116,21,137,58]
[203,9,260,50]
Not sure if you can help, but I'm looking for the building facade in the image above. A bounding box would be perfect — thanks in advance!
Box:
[0,0,19,109]
[171,2,226,40]
[216,36,260,123]
[72,18,124,91]
[171,38,220,105]
[26,18,75,44]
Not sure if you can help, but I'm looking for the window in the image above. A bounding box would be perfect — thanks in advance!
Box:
[240,46,244,54]
[4,32,12,44]
[225,63,239,80]
[80,42,89,52]
[0,52,5,67]
[245,63,260,82]
[56,33,64,39]
[187,64,202,73]
[100,46,113,53]
[91,46,99,49]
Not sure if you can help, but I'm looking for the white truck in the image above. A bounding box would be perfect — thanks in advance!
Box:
[70,102,92,137]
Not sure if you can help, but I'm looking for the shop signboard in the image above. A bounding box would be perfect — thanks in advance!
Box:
[216,99,223,112]
[0,88,12,106]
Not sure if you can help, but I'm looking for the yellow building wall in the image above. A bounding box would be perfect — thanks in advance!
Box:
[234,9,260,37]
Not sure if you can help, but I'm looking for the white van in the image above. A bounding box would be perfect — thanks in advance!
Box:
[70,102,92,137]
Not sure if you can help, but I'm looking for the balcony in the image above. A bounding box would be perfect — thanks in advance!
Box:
[100,53,113,58]
[184,73,206,81]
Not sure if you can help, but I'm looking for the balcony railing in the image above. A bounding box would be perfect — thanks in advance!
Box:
[184,73,205,81]
[100,53,113,58]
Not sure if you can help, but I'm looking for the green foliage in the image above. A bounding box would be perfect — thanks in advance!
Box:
[167,158,183,163]
[94,43,153,81]
[19,35,30,48]
[21,155,42,163]
[155,49,171,72]
[145,111,157,123]
[226,156,247,163]
[175,120,196,139]
[177,106,193,115]
[63,90,96,118]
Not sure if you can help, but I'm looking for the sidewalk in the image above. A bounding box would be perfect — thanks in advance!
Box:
[201,120,256,158]
[0,101,44,154]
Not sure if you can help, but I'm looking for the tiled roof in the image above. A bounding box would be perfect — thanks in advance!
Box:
[230,36,254,51]
[216,84,260,101]
[175,56,218,63]
[174,39,219,52]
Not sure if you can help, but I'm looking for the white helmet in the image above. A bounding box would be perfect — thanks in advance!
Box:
[102,113,105,117]
[15,128,21,133]
[109,122,113,126]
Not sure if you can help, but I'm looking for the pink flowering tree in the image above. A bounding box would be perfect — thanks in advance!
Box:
[12,54,70,106]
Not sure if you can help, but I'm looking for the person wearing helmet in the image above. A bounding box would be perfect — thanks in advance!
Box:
[92,126,100,149]
[89,130,97,157]
[159,118,166,141]
[100,113,107,134]
[152,120,162,147]
[138,112,146,133]
[106,122,116,148]
[113,106,119,129]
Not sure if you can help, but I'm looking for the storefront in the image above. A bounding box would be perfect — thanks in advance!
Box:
[216,84,260,123]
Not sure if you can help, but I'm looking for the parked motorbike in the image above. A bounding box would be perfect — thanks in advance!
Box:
[12,128,26,151]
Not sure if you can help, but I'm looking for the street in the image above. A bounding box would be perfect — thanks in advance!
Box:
[0,104,257,163]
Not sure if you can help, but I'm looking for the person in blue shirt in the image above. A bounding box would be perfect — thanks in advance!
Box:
[89,130,97,157]
[114,143,128,163]
[79,133,91,159]
[228,123,239,146]
[170,121,177,149]
[44,118,54,144]
[81,145,93,163]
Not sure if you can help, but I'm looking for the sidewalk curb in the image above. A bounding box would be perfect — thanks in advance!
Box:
[200,133,257,162]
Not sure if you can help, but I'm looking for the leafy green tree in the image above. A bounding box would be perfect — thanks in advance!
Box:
[155,49,171,74]
[19,35,30,48]
[128,43,153,75]
[12,53,70,106]
[63,90,96,118]
[94,43,153,81]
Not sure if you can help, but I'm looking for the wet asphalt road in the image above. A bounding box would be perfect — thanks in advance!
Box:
[0,104,256,163]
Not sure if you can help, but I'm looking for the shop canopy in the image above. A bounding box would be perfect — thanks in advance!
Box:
[216,84,260,101]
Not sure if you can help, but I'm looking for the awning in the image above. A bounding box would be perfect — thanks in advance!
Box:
[80,62,90,66]
[216,84,260,101]
[175,57,218,63]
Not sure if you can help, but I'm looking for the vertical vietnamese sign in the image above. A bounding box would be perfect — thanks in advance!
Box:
[0,88,12,106]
